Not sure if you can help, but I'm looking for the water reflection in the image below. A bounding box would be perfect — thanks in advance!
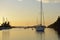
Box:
[58,35,60,40]
[35,31,45,40]
[2,30,10,40]
[56,31,60,40]
[0,28,59,40]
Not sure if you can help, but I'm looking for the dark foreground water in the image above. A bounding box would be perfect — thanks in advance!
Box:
[0,28,60,40]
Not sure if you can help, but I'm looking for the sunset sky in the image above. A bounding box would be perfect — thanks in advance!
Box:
[0,0,60,26]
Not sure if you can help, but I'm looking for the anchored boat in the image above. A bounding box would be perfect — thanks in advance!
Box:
[36,0,46,32]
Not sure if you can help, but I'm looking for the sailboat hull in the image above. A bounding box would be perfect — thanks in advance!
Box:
[36,26,45,32]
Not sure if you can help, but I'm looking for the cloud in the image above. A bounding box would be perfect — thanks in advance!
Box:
[37,0,40,1]
[37,0,50,3]
[17,0,23,1]
[36,0,60,3]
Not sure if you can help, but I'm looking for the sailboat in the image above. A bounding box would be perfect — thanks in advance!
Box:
[36,0,45,32]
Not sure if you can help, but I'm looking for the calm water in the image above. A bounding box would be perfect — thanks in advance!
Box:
[0,28,60,40]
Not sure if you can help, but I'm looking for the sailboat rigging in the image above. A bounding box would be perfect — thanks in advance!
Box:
[36,0,46,32]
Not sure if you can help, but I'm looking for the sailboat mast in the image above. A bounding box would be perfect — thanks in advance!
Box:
[40,0,42,25]
[3,17,5,23]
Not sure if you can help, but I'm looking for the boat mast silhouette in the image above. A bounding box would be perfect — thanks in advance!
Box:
[36,0,45,32]
[40,0,43,26]
[40,0,45,26]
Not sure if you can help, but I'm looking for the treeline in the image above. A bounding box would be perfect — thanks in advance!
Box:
[48,16,60,32]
